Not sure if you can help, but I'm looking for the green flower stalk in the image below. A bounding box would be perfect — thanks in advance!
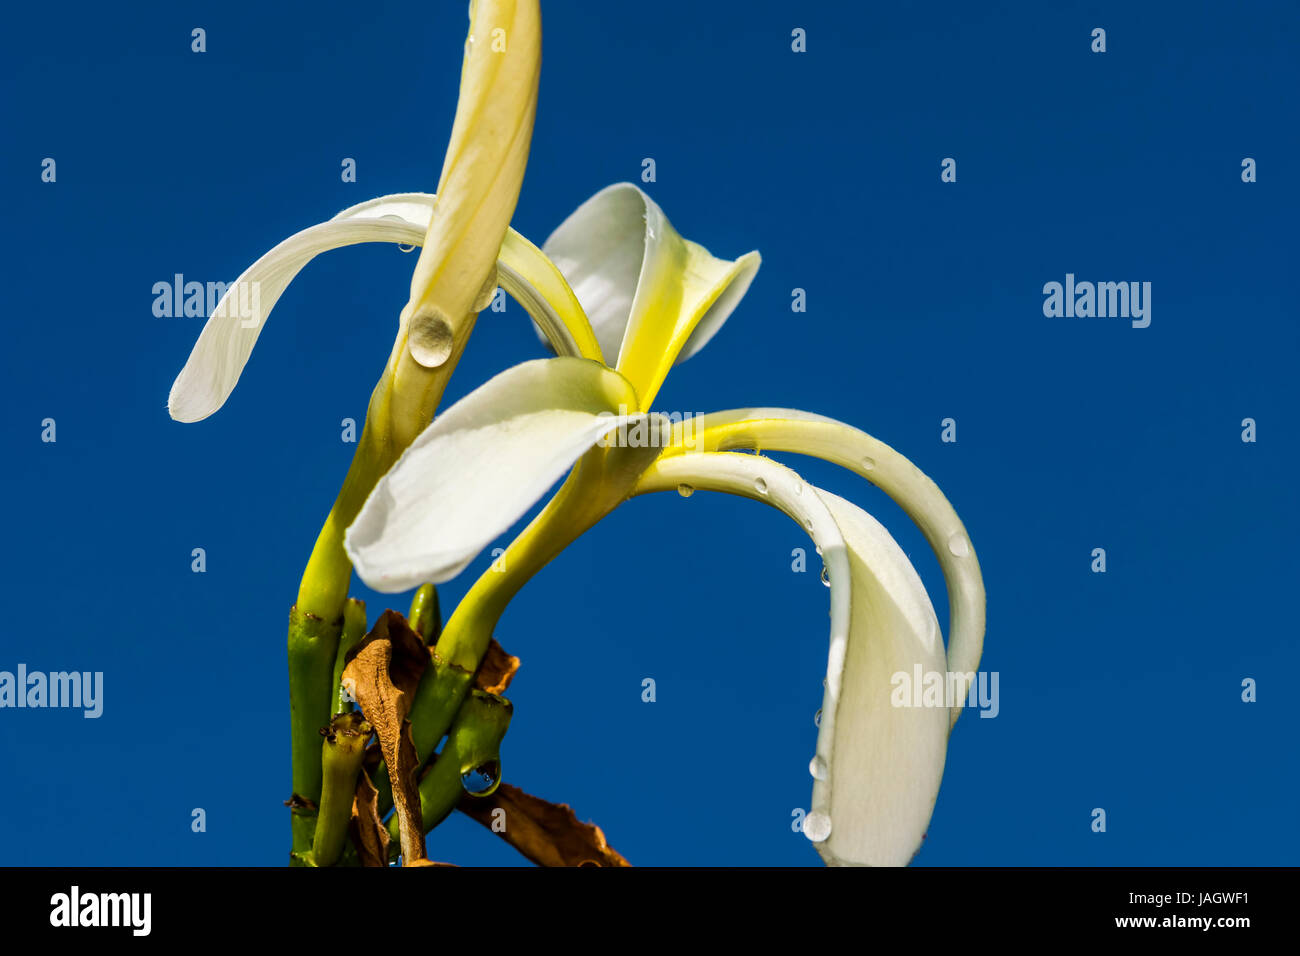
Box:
[312,712,373,867]
[331,598,368,715]
[408,584,441,644]
[286,604,341,851]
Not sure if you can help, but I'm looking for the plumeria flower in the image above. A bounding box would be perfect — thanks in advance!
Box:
[342,184,987,866]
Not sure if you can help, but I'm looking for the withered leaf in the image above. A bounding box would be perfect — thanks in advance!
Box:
[458,783,631,867]
[349,771,390,868]
[342,610,431,865]
[475,638,520,696]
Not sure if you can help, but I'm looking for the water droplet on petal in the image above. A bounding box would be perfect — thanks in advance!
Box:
[754,476,768,495]
[813,708,822,727]
[809,756,828,780]
[861,457,876,471]
[378,214,418,253]
[947,532,971,557]
[820,565,831,587]
[793,480,802,495]
[460,759,500,797]
[677,483,694,498]
[803,811,832,843]
[408,308,455,368]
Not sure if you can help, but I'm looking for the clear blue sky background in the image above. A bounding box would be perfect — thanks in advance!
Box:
[2,0,1296,866]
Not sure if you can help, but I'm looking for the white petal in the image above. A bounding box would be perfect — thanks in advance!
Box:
[169,194,598,423]
[541,184,647,364]
[811,489,948,867]
[680,408,985,730]
[635,453,947,866]
[540,183,759,398]
[167,197,427,423]
[345,357,641,592]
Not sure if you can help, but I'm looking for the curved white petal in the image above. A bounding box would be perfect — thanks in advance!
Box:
[540,183,760,405]
[634,453,948,867]
[810,489,948,866]
[168,194,600,424]
[167,197,423,423]
[672,408,985,730]
[345,357,641,592]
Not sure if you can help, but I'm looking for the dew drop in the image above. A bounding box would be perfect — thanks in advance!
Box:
[803,811,832,843]
[809,756,828,781]
[408,308,455,368]
[820,565,831,587]
[947,532,971,557]
[793,480,802,495]
[460,759,500,797]
[754,476,768,495]
[861,457,876,471]
[378,214,417,253]
[813,708,822,727]
[677,483,694,498]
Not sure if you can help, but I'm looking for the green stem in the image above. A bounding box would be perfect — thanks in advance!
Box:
[311,712,373,867]
[331,598,368,714]
[408,584,442,644]
[288,605,343,857]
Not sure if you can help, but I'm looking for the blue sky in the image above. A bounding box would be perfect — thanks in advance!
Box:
[1,0,1296,865]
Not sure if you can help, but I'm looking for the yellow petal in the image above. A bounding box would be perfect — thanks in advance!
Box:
[543,183,760,408]
[404,0,542,365]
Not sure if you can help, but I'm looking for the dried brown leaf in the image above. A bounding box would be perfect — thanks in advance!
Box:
[349,771,390,868]
[475,639,520,696]
[342,610,431,865]
[458,783,631,867]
